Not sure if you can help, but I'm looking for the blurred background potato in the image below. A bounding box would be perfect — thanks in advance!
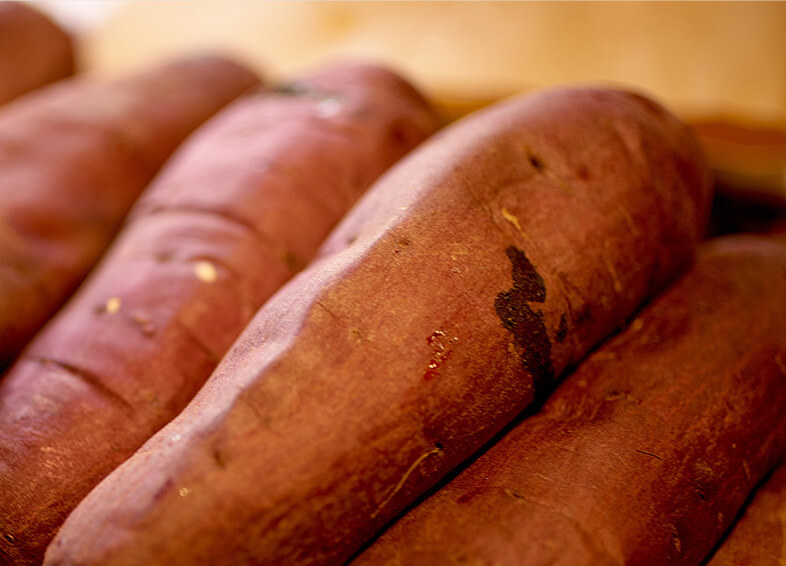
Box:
[32,1,786,206]
[34,1,786,124]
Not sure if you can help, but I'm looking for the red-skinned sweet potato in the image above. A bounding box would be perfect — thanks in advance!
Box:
[45,86,712,566]
[0,56,258,367]
[705,461,786,565]
[0,2,74,105]
[353,236,786,566]
[0,64,437,566]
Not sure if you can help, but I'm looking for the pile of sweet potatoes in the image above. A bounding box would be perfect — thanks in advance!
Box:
[0,52,437,564]
[1,8,784,565]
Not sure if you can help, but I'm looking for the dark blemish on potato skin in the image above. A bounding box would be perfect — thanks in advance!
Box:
[394,238,411,255]
[213,447,227,469]
[556,314,568,343]
[152,479,175,503]
[575,304,594,325]
[495,247,554,394]
[529,155,545,172]
[269,83,311,97]
[270,83,343,104]
[282,251,304,272]
[455,486,485,505]
[390,119,421,147]
[503,487,526,500]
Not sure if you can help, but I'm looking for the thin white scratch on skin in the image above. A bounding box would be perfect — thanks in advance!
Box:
[742,460,751,481]
[548,173,574,194]
[105,297,121,314]
[501,207,534,246]
[617,204,640,237]
[371,447,442,519]
[671,524,682,554]
[194,260,218,283]
[602,255,623,293]
[534,472,554,483]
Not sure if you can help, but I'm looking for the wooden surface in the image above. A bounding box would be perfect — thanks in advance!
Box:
[58,1,786,128]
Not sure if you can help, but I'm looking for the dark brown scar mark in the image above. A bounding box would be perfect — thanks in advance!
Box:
[495,247,554,394]
[556,314,568,343]
[529,154,545,171]
[212,447,228,468]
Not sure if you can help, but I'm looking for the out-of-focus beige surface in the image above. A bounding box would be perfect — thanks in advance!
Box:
[78,1,785,126]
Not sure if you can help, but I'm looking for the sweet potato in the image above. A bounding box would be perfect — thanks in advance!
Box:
[45,87,712,566]
[0,56,258,367]
[0,2,74,104]
[0,64,437,566]
[705,461,786,565]
[353,235,786,566]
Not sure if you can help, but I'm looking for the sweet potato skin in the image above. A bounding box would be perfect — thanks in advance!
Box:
[46,87,712,566]
[354,236,786,566]
[0,56,258,367]
[705,462,786,566]
[0,2,74,104]
[0,65,437,566]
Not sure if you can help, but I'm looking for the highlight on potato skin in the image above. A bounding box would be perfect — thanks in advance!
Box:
[44,86,712,566]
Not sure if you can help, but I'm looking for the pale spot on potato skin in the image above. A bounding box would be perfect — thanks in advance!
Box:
[501,207,534,246]
[105,297,121,314]
[317,97,341,118]
[132,314,155,336]
[194,261,218,283]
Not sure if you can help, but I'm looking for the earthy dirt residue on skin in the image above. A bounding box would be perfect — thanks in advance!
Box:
[495,246,554,392]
